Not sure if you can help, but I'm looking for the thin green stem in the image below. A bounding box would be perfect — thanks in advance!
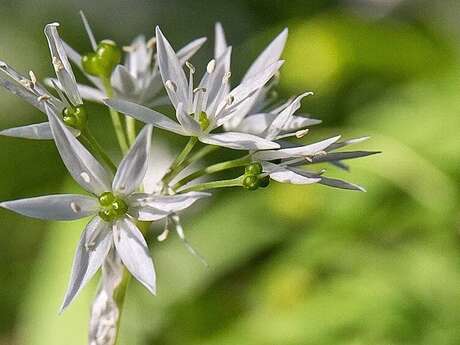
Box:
[101,77,129,154]
[173,154,251,191]
[178,177,243,193]
[126,116,137,146]
[80,130,117,173]
[162,136,198,184]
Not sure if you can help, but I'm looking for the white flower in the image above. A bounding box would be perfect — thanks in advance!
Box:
[0,23,83,140]
[104,26,282,151]
[59,12,206,107]
[0,105,209,311]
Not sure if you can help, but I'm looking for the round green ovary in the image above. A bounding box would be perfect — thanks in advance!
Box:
[62,105,87,130]
[98,192,128,222]
[245,162,263,175]
[81,40,121,78]
[243,175,259,191]
[198,111,210,130]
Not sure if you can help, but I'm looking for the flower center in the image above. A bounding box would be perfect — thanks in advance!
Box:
[62,105,87,130]
[98,192,128,222]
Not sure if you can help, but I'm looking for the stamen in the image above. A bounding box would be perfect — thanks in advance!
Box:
[223,71,231,82]
[185,61,195,74]
[226,95,234,106]
[29,71,37,87]
[70,202,81,213]
[122,45,136,53]
[295,129,309,138]
[37,94,50,102]
[193,87,206,93]
[0,61,6,69]
[147,37,156,49]
[165,80,177,93]
[80,172,91,183]
[206,59,216,74]
[52,56,64,72]
[19,79,32,89]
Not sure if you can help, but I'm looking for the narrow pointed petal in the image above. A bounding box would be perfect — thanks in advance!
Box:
[44,23,82,106]
[0,194,98,220]
[62,41,104,90]
[327,136,370,151]
[253,136,341,160]
[111,65,136,95]
[176,102,201,135]
[318,176,366,192]
[155,27,190,109]
[0,122,53,140]
[113,125,153,195]
[0,74,47,112]
[60,217,112,312]
[114,218,156,294]
[46,77,105,104]
[214,23,228,59]
[242,28,288,82]
[128,191,210,221]
[104,98,186,135]
[262,162,321,185]
[306,151,381,164]
[177,37,207,64]
[232,112,274,135]
[201,132,280,150]
[266,92,313,140]
[46,105,112,194]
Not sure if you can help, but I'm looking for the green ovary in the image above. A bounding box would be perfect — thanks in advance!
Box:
[98,192,128,222]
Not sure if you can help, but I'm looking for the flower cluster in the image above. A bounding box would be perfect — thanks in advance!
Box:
[0,11,377,338]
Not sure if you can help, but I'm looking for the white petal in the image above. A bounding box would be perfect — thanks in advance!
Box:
[214,23,228,59]
[46,104,113,194]
[104,98,186,135]
[44,23,82,106]
[0,122,53,140]
[266,92,312,140]
[201,132,279,150]
[0,73,47,112]
[253,136,341,160]
[262,162,321,185]
[232,112,274,135]
[176,102,201,134]
[77,84,105,103]
[113,125,153,195]
[177,37,207,64]
[155,27,190,109]
[328,136,370,151]
[242,28,288,82]
[114,218,156,294]
[111,65,136,95]
[318,176,366,192]
[0,194,98,220]
[128,191,210,221]
[218,61,284,116]
[60,217,112,312]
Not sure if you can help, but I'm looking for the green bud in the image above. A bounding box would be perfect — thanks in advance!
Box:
[81,40,121,78]
[98,192,128,221]
[243,174,259,191]
[62,105,87,130]
[198,111,210,130]
[245,162,263,176]
[259,175,270,188]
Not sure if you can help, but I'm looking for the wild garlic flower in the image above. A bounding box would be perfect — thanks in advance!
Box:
[59,12,206,107]
[105,27,282,151]
[0,23,85,140]
[0,106,209,311]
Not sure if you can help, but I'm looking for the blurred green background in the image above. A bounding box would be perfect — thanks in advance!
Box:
[1,0,459,344]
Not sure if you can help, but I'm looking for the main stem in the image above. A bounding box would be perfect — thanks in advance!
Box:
[101,77,129,154]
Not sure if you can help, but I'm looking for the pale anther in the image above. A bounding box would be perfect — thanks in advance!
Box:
[29,71,37,86]
[226,95,235,106]
[37,94,50,102]
[0,61,6,69]
[193,87,206,93]
[52,56,64,71]
[165,80,177,92]
[70,202,81,213]
[185,61,195,74]
[295,129,309,138]
[223,71,231,82]
[207,59,216,74]
[19,79,32,88]
[80,172,91,183]
[147,37,156,49]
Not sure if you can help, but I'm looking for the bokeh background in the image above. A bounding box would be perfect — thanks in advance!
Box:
[0,0,459,344]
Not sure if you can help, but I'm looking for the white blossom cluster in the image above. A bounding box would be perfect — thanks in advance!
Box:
[0,12,377,344]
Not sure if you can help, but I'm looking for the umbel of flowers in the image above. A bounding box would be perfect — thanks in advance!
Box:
[0,11,378,345]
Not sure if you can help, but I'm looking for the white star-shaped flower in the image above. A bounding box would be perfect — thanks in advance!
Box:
[0,105,209,311]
